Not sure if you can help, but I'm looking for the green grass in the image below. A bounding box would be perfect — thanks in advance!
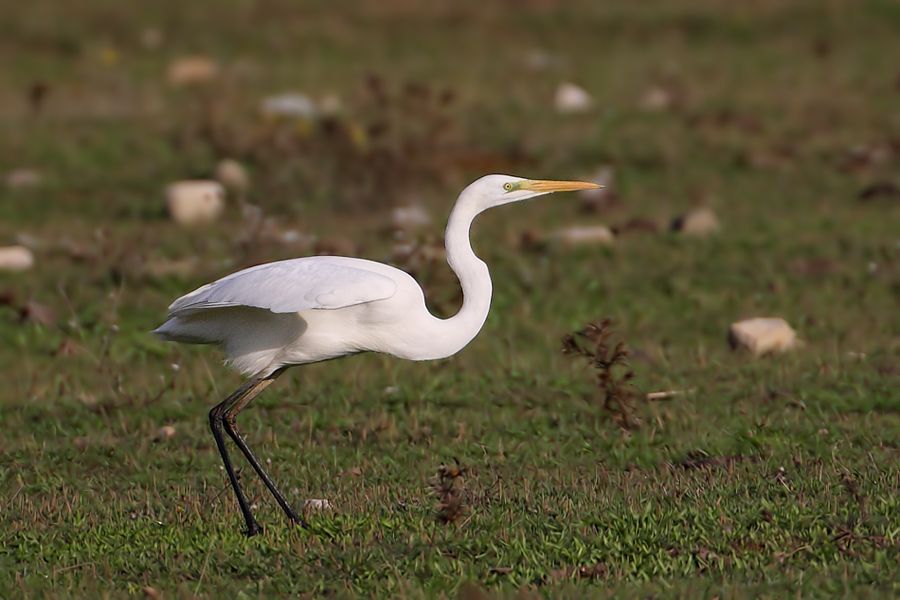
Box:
[1,0,898,597]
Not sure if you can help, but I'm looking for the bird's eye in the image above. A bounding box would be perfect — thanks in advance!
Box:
[503,183,514,192]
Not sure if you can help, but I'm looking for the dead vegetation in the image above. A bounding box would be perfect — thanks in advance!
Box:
[430,460,468,524]
[562,319,641,429]
[676,450,754,471]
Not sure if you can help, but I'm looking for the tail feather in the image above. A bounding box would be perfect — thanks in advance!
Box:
[153,307,306,376]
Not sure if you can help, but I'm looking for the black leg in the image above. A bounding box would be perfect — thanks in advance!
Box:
[223,413,306,527]
[220,370,306,527]
[209,378,264,536]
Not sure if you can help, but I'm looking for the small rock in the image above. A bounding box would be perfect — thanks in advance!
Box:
[671,207,720,237]
[166,181,225,226]
[215,159,249,192]
[391,204,432,229]
[140,28,164,50]
[554,83,592,114]
[303,498,333,511]
[154,425,177,441]
[166,56,219,86]
[318,93,342,116]
[260,93,318,120]
[639,85,674,112]
[551,225,615,247]
[728,318,797,356]
[0,245,35,271]
[6,168,42,190]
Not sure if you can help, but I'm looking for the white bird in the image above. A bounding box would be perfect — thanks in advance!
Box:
[154,174,599,535]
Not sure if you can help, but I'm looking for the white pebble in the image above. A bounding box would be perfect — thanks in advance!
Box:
[166,181,225,226]
[554,83,592,114]
[303,498,333,511]
[639,85,674,112]
[166,56,219,86]
[671,207,720,237]
[0,245,35,271]
[551,225,615,247]
[261,93,318,120]
[155,425,176,440]
[391,204,432,229]
[215,159,249,192]
[6,168,42,190]
[729,318,797,356]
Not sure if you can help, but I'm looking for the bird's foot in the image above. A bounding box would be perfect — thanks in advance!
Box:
[243,521,264,537]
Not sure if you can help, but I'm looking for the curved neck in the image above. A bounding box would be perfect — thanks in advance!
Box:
[423,200,492,358]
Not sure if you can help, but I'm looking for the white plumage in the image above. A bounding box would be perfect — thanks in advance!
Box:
[155,256,420,375]
[165,256,397,315]
[153,175,600,536]
[155,176,600,377]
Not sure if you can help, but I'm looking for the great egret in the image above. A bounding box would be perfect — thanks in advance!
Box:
[154,174,599,535]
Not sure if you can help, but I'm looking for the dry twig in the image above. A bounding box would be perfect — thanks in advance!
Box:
[562,318,640,429]
[430,459,468,524]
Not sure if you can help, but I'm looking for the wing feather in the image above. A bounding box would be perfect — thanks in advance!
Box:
[167,257,397,316]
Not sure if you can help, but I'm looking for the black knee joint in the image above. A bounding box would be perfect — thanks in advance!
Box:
[209,405,225,429]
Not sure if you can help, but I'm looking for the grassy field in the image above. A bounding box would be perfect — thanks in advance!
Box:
[1,0,898,597]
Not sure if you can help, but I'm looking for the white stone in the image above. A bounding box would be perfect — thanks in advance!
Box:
[303,498,333,511]
[166,56,219,86]
[261,93,318,119]
[391,204,432,229]
[6,168,42,189]
[551,225,615,247]
[154,425,177,440]
[0,245,35,271]
[672,207,720,237]
[729,318,797,356]
[166,181,225,226]
[215,159,249,192]
[640,85,673,112]
[554,83,592,114]
[318,93,342,115]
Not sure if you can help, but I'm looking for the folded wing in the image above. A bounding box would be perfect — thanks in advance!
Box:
[167,256,398,317]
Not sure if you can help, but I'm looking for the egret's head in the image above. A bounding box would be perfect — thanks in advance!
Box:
[460,174,601,212]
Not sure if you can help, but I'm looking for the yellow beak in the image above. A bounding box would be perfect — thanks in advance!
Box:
[521,179,602,193]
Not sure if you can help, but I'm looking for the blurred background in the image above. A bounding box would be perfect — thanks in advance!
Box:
[1,0,898,595]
